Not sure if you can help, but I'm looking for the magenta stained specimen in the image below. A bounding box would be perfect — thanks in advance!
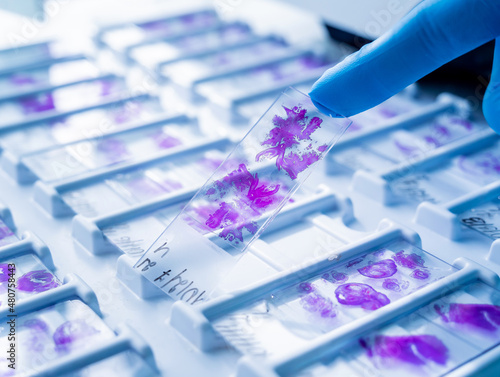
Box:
[392,250,426,269]
[297,282,337,318]
[346,256,365,268]
[297,282,314,293]
[153,131,182,149]
[335,283,390,310]
[300,292,337,319]
[204,163,282,244]
[10,73,38,86]
[19,92,55,114]
[256,105,324,180]
[17,270,60,293]
[394,139,419,157]
[22,318,50,353]
[99,79,117,97]
[0,263,11,283]
[53,319,99,349]
[0,224,14,240]
[382,278,401,292]
[97,138,129,161]
[410,269,430,280]
[358,259,397,279]
[435,303,500,331]
[362,334,449,366]
[322,270,348,284]
[457,153,500,177]
[127,177,168,196]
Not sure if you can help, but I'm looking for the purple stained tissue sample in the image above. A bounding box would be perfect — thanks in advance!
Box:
[346,256,366,268]
[127,177,168,196]
[391,250,432,281]
[321,270,348,284]
[335,283,390,310]
[23,318,50,353]
[410,269,430,280]
[198,156,224,171]
[256,105,327,180]
[435,303,500,332]
[17,270,60,293]
[392,250,426,269]
[97,138,129,162]
[19,92,55,114]
[203,163,283,244]
[297,282,337,319]
[394,139,419,157]
[9,73,39,86]
[194,104,328,245]
[458,152,500,178]
[53,319,99,350]
[358,259,398,279]
[0,263,11,283]
[151,130,182,149]
[361,334,449,366]
[0,223,14,241]
[161,178,183,192]
[382,278,409,292]
[99,79,118,97]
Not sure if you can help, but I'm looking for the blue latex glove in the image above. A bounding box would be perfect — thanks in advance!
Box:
[309,0,500,134]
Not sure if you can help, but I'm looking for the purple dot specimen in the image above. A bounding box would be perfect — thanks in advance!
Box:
[53,319,99,349]
[382,278,401,292]
[300,292,337,319]
[17,270,60,293]
[335,283,390,310]
[256,105,325,180]
[410,269,430,280]
[358,259,397,279]
[392,250,426,269]
[362,334,449,366]
[0,263,11,283]
[435,303,500,331]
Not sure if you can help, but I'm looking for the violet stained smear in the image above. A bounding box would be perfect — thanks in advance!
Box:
[394,139,419,157]
[97,138,130,163]
[457,152,500,178]
[9,73,38,86]
[322,270,348,284]
[435,303,500,332]
[346,256,366,268]
[17,270,60,293]
[0,224,13,240]
[99,79,118,97]
[19,92,55,114]
[22,318,50,353]
[256,105,329,180]
[127,177,168,196]
[450,117,473,131]
[0,223,14,241]
[203,163,283,244]
[53,319,99,351]
[410,269,430,280]
[112,102,143,124]
[297,282,337,319]
[335,283,390,310]
[382,278,409,292]
[392,250,426,269]
[358,259,398,279]
[198,155,225,171]
[151,130,182,149]
[0,263,11,283]
[361,334,449,366]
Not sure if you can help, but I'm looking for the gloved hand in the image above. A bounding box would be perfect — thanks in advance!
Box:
[309,0,500,134]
